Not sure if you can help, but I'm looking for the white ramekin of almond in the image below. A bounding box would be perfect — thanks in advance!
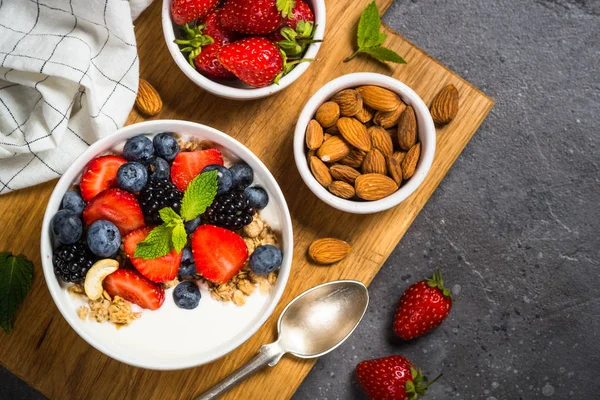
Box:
[294,73,436,214]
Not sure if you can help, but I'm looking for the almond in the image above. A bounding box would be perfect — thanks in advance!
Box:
[326,124,340,135]
[430,84,459,125]
[316,136,351,162]
[373,100,407,128]
[386,151,405,185]
[402,143,421,180]
[355,174,398,201]
[397,106,417,151]
[337,117,371,152]
[310,156,333,187]
[305,119,324,150]
[339,148,366,168]
[315,101,340,128]
[323,133,332,141]
[355,105,374,123]
[368,126,394,156]
[331,89,363,117]
[328,181,356,199]
[307,149,316,164]
[136,78,162,116]
[309,238,351,264]
[356,86,402,112]
[330,164,361,184]
[362,149,387,175]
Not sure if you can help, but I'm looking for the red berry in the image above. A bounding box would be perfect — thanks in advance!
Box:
[123,227,183,283]
[356,356,440,400]
[195,43,236,79]
[219,0,282,35]
[283,0,314,29]
[218,37,284,88]
[171,0,219,25]
[103,269,165,310]
[170,148,224,191]
[82,188,145,236]
[191,224,248,284]
[79,155,127,202]
[393,270,453,340]
[202,10,238,45]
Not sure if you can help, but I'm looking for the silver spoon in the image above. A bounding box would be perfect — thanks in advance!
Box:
[194,280,369,400]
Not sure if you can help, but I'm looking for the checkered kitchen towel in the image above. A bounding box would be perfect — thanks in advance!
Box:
[0,0,153,194]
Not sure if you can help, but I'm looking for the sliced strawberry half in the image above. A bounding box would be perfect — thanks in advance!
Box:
[83,188,145,236]
[171,148,223,191]
[191,224,248,284]
[103,269,165,310]
[79,155,127,201]
[124,226,183,283]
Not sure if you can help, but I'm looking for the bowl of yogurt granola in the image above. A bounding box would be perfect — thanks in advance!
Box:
[40,120,293,370]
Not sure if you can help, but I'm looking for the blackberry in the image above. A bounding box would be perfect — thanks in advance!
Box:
[138,180,183,224]
[204,191,255,230]
[53,243,96,282]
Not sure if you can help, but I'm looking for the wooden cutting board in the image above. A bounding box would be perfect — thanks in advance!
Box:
[0,0,493,398]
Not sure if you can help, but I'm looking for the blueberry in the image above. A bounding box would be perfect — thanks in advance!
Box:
[61,190,86,214]
[146,157,170,181]
[184,216,202,234]
[52,209,83,245]
[153,133,180,162]
[123,135,154,162]
[202,164,233,195]
[249,245,282,276]
[229,163,254,190]
[173,281,201,309]
[244,186,269,210]
[179,248,197,278]
[86,220,121,257]
[117,162,148,192]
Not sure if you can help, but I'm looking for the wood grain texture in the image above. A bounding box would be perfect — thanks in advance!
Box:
[0,0,493,399]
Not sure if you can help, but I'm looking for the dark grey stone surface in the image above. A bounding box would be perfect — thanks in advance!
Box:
[294,0,600,399]
[2,0,599,399]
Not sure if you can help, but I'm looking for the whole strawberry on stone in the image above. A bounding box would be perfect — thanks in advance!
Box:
[356,355,441,400]
[394,270,453,340]
[171,0,220,25]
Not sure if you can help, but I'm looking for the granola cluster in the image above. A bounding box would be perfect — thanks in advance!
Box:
[70,284,141,328]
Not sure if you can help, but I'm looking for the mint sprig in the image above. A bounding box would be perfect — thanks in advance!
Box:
[344,1,406,64]
[0,252,33,333]
[134,171,219,260]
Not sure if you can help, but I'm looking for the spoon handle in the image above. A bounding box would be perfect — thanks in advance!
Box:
[193,341,286,400]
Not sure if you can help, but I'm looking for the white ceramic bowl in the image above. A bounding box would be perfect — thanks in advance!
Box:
[161,0,326,100]
[294,73,436,214]
[41,120,293,370]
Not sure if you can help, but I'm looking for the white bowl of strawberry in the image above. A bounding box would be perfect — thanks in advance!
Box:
[40,120,293,370]
[162,0,325,99]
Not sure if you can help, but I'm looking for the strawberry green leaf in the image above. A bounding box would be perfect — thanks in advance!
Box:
[180,170,218,222]
[360,46,406,64]
[0,252,33,334]
[134,224,174,260]
[357,1,382,49]
[276,0,296,19]
[172,222,187,253]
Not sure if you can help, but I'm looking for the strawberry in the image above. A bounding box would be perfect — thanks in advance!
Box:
[171,0,219,25]
[202,10,238,45]
[170,148,224,191]
[103,269,165,310]
[79,155,127,202]
[124,227,183,283]
[394,270,453,340]
[282,0,314,29]
[191,224,248,284]
[356,356,440,400]
[82,188,145,236]
[219,0,290,35]
[218,37,285,88]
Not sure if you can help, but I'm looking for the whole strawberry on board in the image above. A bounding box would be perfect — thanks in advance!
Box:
[394,270,453,340]
[171,0,220,25]
[356,356,441,400]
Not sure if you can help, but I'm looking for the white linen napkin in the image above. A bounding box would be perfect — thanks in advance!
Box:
[0,0,153,194]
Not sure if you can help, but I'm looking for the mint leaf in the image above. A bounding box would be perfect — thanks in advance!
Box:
[159,207,182,227]
[0,252,33,333]
[361,46,407,64]
[180,170,218,222]
[346,1,406,65]
[276,0,296,19]
[172,222,187,253]
[357,1,382,49]
[134,225,174,260]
